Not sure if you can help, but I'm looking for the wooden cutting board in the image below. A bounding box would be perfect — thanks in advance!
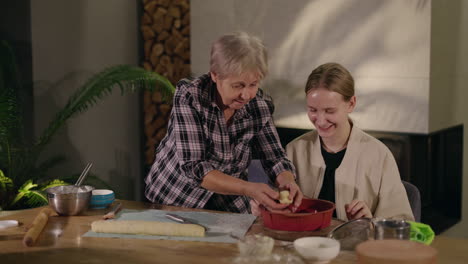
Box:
[356,239,438,264]
[248,218,343,241]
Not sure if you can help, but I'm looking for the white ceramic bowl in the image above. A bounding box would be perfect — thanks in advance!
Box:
[294,237,340,263]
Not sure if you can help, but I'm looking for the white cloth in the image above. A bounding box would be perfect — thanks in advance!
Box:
[0,220,19,229]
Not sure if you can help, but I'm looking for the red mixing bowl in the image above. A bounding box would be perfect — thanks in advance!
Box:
[260,198,335,231]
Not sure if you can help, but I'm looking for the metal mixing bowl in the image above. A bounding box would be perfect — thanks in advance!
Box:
[46,185,95,216]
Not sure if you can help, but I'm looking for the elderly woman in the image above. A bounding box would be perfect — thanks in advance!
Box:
[145,32,303,213]
[252,63,414,221]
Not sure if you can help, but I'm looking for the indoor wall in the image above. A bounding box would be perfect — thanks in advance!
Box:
[431,0,468,238]
[31,0,142,200]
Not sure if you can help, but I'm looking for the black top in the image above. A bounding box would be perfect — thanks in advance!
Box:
[318,145,346,217]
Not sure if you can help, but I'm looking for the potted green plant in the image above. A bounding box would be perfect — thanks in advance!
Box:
[0,40,175,210]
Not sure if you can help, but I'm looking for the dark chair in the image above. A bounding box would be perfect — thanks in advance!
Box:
[402,180,421,222]
[247,159,269,184]
[248,159,422,222]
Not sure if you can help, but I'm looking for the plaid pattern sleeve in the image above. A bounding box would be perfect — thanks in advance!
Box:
[250,94,296,182]
[172,81,216,183]
[145,73,294,213]
[145,75,216,210]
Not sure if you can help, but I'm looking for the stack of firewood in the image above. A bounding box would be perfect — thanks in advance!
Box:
[141,0,191,166]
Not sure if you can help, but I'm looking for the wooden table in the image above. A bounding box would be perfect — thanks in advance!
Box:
[0,200,466,263]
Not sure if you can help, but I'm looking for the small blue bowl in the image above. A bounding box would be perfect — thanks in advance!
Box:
[90,189,115,209]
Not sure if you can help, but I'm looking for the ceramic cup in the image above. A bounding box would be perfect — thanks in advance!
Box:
[90,189,115,209]
[374,219,410,240]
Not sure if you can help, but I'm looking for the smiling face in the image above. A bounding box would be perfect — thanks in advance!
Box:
[306,87,356,139]
[211,71,260,110]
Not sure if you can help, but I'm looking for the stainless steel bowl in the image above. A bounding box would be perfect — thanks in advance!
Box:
[327,218,374,250]
[46,185,95,216]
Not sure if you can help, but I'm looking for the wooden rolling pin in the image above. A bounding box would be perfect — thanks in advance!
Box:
[23,208,55,247]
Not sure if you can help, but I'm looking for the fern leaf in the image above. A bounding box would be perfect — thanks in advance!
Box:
[35,65,175,153]
[0,168,13,190]
[0,41,24,170]
[18,179,37,192]
[39,179,69,191]
[9,179,48,208]
[22,190,48,208]
[9,192,25,208]
[0,169,14,208]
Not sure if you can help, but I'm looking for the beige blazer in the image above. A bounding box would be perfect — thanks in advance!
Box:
[286,126,415,221]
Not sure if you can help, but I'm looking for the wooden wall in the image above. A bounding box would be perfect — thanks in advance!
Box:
[140,0,191,166]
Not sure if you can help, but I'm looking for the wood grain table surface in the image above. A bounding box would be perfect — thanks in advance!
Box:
[0,200,466,263]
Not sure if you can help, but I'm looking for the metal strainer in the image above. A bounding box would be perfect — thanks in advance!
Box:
[327,218,374,250]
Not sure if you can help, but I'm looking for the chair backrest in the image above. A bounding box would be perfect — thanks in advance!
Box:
[247,159,269,184]
[402,180,422,222]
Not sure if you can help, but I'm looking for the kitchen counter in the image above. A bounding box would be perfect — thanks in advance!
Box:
[0,200,466,263]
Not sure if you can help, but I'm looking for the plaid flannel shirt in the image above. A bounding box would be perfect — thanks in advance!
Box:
[144,73,295,213]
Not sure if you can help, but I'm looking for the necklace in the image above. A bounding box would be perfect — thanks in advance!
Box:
[321,126,351,153]
[322,140,348,153]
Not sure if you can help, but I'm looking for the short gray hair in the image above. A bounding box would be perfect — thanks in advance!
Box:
[210,31,268,80]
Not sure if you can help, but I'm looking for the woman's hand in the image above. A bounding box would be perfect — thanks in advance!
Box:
[249,198,292,216]
[345,200,372,220]
[278,181,303,212]
[276,171,303,212]
[244,182,289,211]
[249,199,261,216]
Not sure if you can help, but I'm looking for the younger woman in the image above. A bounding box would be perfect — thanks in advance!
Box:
[252,63,414,221]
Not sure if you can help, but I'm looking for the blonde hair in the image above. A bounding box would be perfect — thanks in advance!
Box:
[305,62,354,101]
[210,31,268,80]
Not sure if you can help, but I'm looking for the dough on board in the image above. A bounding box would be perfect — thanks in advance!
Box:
[91,220,205,237]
